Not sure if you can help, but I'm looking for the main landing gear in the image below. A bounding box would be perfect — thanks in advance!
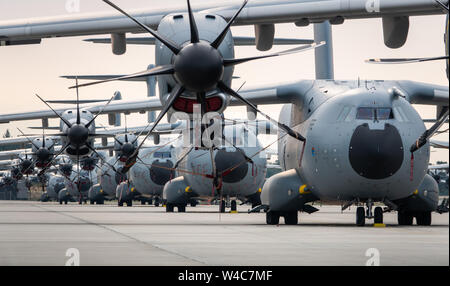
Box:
[266,211,298,225]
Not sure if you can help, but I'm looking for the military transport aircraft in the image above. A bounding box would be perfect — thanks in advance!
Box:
[0,0,448,226]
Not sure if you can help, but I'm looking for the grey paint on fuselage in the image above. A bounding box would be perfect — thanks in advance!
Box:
[272,80,432,204]
[155,12,234,107]
[175,123,267,199]
[130,145,176,198]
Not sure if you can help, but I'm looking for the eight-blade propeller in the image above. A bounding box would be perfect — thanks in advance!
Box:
[69,0,322,173]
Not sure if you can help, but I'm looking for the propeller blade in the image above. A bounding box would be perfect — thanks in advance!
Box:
[223,41,325,67]
[38,142,70,176]
[366,56,449,64]
[174,146,194,169]
[42,127,45,148]
[46,99,111,104]
[211,0,248,49]
[410,109,449,153]
[113,136,124,146]
[85,144,118,173]
[122,85,186,173]
[76,78,81,124]
[435,0,449,12]
[21,159,37,176]
[102,0,181,54]
[69,65,174,89]
[16,128,40,149]
[218,81,305,141]
[35,94,72,128]
[187,0,200,43]
[85,95,115,128]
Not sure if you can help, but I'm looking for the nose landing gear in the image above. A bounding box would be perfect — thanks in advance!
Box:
[356,199,384,226]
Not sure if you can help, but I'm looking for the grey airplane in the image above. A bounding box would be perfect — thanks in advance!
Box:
[129,145,177,207]
[163,121,268,213]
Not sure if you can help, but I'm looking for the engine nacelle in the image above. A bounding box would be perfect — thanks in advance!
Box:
[382,16,409,49]
[254,24,275,51]
[163,176,191,205]
[395,174,440,213]
[111,33,126,55]
[155,12,235,107]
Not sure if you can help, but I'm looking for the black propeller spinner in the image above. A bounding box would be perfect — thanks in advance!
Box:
[70,0,320,173]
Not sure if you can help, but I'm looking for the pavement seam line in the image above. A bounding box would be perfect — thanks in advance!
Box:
[33,203,208,265]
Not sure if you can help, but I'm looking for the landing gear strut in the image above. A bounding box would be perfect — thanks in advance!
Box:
[356,206,365,226]
[219,200,226,213]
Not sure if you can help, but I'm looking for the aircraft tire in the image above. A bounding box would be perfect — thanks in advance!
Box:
[416,212,432,226]
[374,207,383,224]
[266,211,280,225]
[178,205,186,212]
[356,207,365,226]
[398,211,413,225]
[126,200,133,207]
[166,204,174,212]
[118,200,123,207]
[284,212,298,225]
[231,200,237,212]
[220,200,226,213]
[59,200,62,205]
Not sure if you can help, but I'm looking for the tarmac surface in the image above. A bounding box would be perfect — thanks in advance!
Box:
[0,200,448,266]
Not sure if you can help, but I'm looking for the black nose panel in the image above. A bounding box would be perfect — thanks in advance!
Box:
[349,123,404,180]
[215,149,248,183]
[150,161,175,186]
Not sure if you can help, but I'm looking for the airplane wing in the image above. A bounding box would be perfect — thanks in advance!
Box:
[83,36,314,46]
[0,0,443,45]
[428,163,449,170]
[430,139,449,149]
[384,81,449,106]
[0,136,61,148]
[0,98,163,124]
[233,80,314,106]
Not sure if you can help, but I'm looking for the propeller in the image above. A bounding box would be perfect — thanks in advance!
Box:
[366,0,449,78]
[70,0,319,173]
[35,79,114,158]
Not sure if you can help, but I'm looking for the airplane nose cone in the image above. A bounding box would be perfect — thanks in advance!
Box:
[119,143,135,162]
[68,124,89,146]
[60,164,72,177]
[349,123,404,180]
[149,160,175,186]
[215,149,249,183]
[36,148,51,162]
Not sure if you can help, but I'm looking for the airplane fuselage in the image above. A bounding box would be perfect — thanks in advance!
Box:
[278,81,429,202]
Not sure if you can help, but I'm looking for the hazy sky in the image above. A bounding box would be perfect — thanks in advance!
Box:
[0,0,448,163]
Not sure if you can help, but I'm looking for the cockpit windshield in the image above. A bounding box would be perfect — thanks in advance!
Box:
[356,107,394,121]
[154,152,172,159]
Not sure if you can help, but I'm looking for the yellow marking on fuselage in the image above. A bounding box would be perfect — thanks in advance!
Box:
[299,184,311,195]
